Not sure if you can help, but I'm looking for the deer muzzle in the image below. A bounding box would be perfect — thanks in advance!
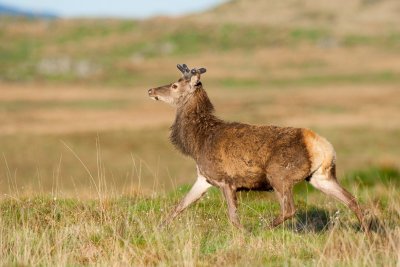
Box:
[148,88,159,101]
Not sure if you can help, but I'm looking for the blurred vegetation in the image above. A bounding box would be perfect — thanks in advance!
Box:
[1,17,400,86]
[1,127,399,195]
[344,166,400,187]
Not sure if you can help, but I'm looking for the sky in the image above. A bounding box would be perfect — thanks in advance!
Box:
[0,0,226,18]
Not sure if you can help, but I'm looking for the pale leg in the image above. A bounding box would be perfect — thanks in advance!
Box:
[161,173,212,227]
[309,170,369,232]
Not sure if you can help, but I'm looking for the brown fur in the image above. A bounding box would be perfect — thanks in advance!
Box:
[149,67,368,232]
[170,87,312,191]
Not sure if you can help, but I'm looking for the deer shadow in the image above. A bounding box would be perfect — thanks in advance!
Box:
[286,208,384,234]
[291,207,332,233]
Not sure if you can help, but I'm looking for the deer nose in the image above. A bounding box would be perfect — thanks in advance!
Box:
[148,88,154,95]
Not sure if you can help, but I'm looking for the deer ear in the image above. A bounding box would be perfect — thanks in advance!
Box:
[189,73,201,89]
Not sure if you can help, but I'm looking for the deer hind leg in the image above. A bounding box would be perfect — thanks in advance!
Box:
[271,184,296,228]
[161,174,212,227]
[309,164,369,232]
[221,185,243,229]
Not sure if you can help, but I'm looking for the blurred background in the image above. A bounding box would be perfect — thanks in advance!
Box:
[0,0,399,197]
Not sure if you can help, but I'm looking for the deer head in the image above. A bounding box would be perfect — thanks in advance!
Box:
[148,64,207,106]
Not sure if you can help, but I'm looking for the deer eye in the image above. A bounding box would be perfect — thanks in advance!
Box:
[172,84,178,89]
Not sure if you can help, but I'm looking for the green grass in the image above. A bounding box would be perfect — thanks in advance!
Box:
[0,180,398,266]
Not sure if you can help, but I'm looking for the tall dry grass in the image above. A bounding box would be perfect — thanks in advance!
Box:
[0,181,398,266]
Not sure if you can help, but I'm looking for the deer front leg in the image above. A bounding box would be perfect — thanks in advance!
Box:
[160,174,212,228]
[221,185,243,229]
[271,185,296,228]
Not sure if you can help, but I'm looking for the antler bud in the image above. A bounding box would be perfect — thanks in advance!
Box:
[177,64,207,80]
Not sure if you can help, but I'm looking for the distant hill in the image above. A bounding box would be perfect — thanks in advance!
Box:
[0,0,399,86]
[0,3,57,19]
[196,0,400,34]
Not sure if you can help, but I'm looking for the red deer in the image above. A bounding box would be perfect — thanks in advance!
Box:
[148,64,369,232]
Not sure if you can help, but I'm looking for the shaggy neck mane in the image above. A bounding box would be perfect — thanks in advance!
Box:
[170,86,221,159]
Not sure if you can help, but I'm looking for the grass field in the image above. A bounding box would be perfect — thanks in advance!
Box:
[1,0,400,265]
[0,179,399,266]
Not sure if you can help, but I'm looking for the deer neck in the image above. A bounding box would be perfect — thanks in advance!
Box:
[170,88,219,159]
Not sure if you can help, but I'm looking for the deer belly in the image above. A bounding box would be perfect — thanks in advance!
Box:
[233,172,273,191]
[236,175,274,191]
[204,165,272,191]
